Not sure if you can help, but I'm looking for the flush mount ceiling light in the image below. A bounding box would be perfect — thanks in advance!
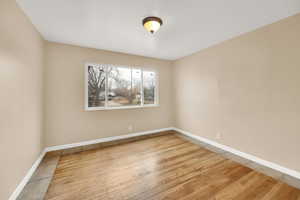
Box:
[142,16,163,34]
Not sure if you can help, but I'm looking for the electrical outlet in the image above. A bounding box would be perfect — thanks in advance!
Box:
[128,125,133,132]
[216,132,222,139]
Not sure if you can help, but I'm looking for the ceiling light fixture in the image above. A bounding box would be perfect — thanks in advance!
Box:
[142,16,163,34]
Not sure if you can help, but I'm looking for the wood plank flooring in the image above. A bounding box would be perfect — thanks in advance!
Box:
[45,133,300,200]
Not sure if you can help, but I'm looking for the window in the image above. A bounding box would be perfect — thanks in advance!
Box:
[85,64,158,110]
[143,71,156,105]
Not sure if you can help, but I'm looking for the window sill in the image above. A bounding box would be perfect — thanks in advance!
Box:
[85,104,159,111]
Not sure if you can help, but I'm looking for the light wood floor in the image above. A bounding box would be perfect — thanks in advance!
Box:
[45,133,300,200]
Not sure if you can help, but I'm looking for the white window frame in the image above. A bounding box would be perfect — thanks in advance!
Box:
[85,63,159,111]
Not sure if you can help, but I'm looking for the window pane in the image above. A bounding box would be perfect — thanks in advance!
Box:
[132,69,142,105]
[107,67,132,107]
[88,65,105,107]
[143,71,156,105]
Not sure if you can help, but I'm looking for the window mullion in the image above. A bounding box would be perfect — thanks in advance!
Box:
[141,69,144,106]
[105,66,108,108]
[130,67,133,106]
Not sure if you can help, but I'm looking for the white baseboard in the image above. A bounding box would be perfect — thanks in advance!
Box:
[173,127,300,180]
[45,127,173,152]
[9,150,46,200]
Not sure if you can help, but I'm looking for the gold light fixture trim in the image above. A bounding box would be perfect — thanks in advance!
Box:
[142,16,163,34]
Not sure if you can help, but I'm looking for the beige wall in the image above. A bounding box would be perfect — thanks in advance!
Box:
[173,13,300,172]
[0,0,45,199]
[44,42,173,146]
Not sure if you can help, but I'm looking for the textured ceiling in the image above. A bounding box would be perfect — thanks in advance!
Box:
[17,0,300,60]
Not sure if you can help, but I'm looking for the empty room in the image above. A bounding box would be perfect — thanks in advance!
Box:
[2,0,300,199]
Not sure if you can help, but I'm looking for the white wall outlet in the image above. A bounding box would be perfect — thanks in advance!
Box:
[216,132,222,139]
[128,125,133,132]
